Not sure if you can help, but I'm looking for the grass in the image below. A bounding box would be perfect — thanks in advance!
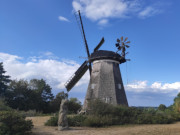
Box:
[27,116,180,135]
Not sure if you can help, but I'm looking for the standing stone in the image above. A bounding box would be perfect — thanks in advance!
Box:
[58,99,69,131]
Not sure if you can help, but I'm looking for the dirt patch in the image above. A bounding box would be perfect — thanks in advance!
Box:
[27,116,180,135]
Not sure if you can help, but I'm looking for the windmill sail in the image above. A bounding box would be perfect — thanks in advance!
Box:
[94,37,105,52]
[78,10,92,75]
[65,61,89,91]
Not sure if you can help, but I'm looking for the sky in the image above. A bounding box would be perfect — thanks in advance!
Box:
[1,0,180,107]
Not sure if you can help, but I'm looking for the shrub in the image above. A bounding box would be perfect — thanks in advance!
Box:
[45,99,180,127]
[45,114,87,127]
[174,98,180,113]
[83,115,114,127]
[88,99,114,115]
[0,99,12,111]
[44,115,58,126]
[67,98,82,114]
[87,99,178,125]
[45,114,114,127]
[0,111,33,135]
[68,115,87,126]
[158,104,167,111]
[18,110,37,117]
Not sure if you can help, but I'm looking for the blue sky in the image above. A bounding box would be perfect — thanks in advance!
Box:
[1,0,180,107]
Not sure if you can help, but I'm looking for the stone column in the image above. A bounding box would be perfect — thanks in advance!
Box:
[58,99,69,131]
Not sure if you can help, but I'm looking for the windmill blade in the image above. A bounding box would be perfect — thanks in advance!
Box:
[116,43,120,47]
[65,61,89,91]
[126,41,131,44]
[118,46,122,50]
[117,38,120,43]
[93,37,105,52]
[124,37,128,42]
[125,45,130,48]
[78,10,91,76]
[121,36,123,41]
[78,10,91,58]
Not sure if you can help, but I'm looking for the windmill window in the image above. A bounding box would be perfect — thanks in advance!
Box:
[105,97,112,103]
[118,84,121,89]
[105,98,108,103]
[91,84,96,89]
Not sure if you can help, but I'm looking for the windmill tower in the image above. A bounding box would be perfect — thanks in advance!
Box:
[65,11,129,111]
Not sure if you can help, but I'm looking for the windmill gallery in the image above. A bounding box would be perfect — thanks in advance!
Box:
[65,11,131,112]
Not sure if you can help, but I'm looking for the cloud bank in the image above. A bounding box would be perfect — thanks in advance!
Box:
[126,81,180,96]
[0,52,89,90]
[126,81,180,106]
[72,0,166,25]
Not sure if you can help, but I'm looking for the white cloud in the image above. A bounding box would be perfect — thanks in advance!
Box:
[72,0,137,21]
[72,0,167,25]
[29,51,59,62]
[155,82,180,90]
[43,51,53,56]
[138,6,162,18]
[127,81,147,90]
[151,82,162,89]
[58,16,70,22]
[126,81,180,95]
[0,52,89,91]
[98,19,108,25]
[0,52,22,63]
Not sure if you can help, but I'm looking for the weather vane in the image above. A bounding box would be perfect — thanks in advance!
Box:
[115,36,130,58]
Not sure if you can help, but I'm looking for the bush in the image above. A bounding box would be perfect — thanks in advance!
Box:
[68,115,87,126]
[17,110,47,117]
[18,110,37,117]
[87,99,178,126]
[44,115,58,126]
[158,104,167,111]
[67,98,82,114]
[45,99,180,127]
[83,115,114,127]
[0,99,12,111]
[45,114,87,127]
[88,99,114,115]
[0,111,33,135]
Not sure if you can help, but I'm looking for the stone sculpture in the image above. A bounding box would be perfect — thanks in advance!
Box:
[58,99,69,131]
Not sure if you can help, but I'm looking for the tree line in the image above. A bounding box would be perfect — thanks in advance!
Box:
[0,62,81,114]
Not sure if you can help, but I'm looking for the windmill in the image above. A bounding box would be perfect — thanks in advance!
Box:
[65,11,129,111]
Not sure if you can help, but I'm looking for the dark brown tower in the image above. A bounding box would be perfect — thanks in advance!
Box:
[82,50,128,110]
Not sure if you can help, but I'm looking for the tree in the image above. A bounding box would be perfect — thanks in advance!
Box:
[0,62,11,97]
[49,94,81,114]
[173,93,180,113]
[67,98,82,114]
[49,91,68,113]
[29,79,54,113]
[5,79,54,113]
[5,80,34,111]
[29,79,54,102]
[158,104,167,111]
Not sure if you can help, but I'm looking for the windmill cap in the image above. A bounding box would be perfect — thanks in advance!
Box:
[90,50,126,64]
